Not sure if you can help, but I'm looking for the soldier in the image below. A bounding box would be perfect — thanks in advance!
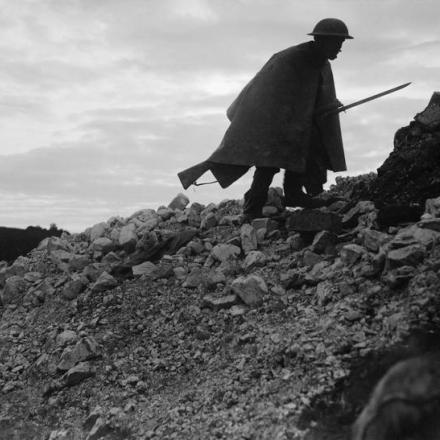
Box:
[178,18,352,221]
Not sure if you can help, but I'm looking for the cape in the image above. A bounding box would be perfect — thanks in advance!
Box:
[178,41,346,189]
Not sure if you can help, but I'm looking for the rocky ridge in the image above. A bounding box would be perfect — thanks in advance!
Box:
[1,185,440,440]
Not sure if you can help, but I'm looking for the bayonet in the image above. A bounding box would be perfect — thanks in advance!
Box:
[321,82,412,117]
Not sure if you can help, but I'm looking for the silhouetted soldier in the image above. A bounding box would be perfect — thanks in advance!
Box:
[178,18,352,221]
[352,356,440,440]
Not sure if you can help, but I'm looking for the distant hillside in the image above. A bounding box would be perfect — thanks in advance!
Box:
[0,225,65,264]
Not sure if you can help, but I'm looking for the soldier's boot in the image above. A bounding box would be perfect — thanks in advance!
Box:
[242,167,279,221]
[283,171,328,209]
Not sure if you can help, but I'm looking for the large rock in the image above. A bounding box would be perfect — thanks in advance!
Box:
[68,255,92,272]
[310,230,337,254]
[203,270,226,289]
[22,287,46,308]
[361,229,391,253]
[48,430,70,440]
[418,217,440,232]
[183,268,204,288]
[101,252,122,266]
[89,222,107,241]
[56,330,78,347]
[394,224,440,249]
[10,256,30,274]
[135,231,160,253]
[82,263,107,283]
[262,205,279,217]
[0,262,27,286]
[24,271,42,283]
[168,193,190,210]
[341,201,376,228]
[57,337,100,371]
[91,272,118,292]
[162,229,198,255]
[39,236,71,253]
[137,217,160,233]
[302,250,323,268]
[240,224,258,254]
[129,208,158,224]
[231,275,268,306]
[386,244,426,270]
[86,417,114,440]
[286,209,342,233]
[185,203,204,228]
[280,269,306,289]
[200,212,217,230]
[63,361,95,386]
[316,281,335,306]
[251,218,278,234]
[424,197,440,218]
[242,251,267,270]
[1,275,27,305]
[90,237,114,255]
[62,277,87,300]
[132,261,158,277]
[340,244,366,265]
[123,229,197,267]
[211,244,241,262]
[157,206,175,221]
[186,240,205,255]
[202,293,238,310]
[50,249,74,264]
[118,224,137,252]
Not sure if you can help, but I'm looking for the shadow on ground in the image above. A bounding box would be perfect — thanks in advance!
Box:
[297,326,440,440]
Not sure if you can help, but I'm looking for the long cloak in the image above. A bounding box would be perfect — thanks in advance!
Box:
[178,41,346,189]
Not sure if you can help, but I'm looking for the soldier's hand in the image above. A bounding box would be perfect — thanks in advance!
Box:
[315,100,342,117]
[314,102,342,122]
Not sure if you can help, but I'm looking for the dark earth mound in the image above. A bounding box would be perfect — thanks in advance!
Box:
[299,325,440,440]
[369,120,440,209]
[0,225,65,264]
[330,93,440,223]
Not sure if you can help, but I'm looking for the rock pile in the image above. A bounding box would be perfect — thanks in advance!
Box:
[371,93,440,207]
[334,92,440,213]
[1,97,440,439]
[1,183,440,439]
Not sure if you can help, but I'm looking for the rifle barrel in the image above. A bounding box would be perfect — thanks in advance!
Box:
[324,82,412,117]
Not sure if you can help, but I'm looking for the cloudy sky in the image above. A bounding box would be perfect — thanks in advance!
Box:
[0,0,438,232]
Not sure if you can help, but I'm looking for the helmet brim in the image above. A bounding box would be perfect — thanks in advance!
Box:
[308,32,354,39]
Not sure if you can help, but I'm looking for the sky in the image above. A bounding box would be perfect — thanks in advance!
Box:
[0,0,438,232]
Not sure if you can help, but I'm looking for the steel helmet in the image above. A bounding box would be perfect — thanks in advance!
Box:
[308,18,353,39]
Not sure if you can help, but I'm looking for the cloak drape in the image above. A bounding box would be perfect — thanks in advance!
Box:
[178,41,346,189]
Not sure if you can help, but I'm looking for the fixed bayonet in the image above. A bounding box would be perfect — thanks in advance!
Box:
[321,82,412,117]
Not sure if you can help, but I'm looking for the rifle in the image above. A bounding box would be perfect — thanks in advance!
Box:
[181,83,412,188]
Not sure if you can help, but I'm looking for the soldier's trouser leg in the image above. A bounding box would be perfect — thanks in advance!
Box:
[283,171,304,202]
[243,167,279,217]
